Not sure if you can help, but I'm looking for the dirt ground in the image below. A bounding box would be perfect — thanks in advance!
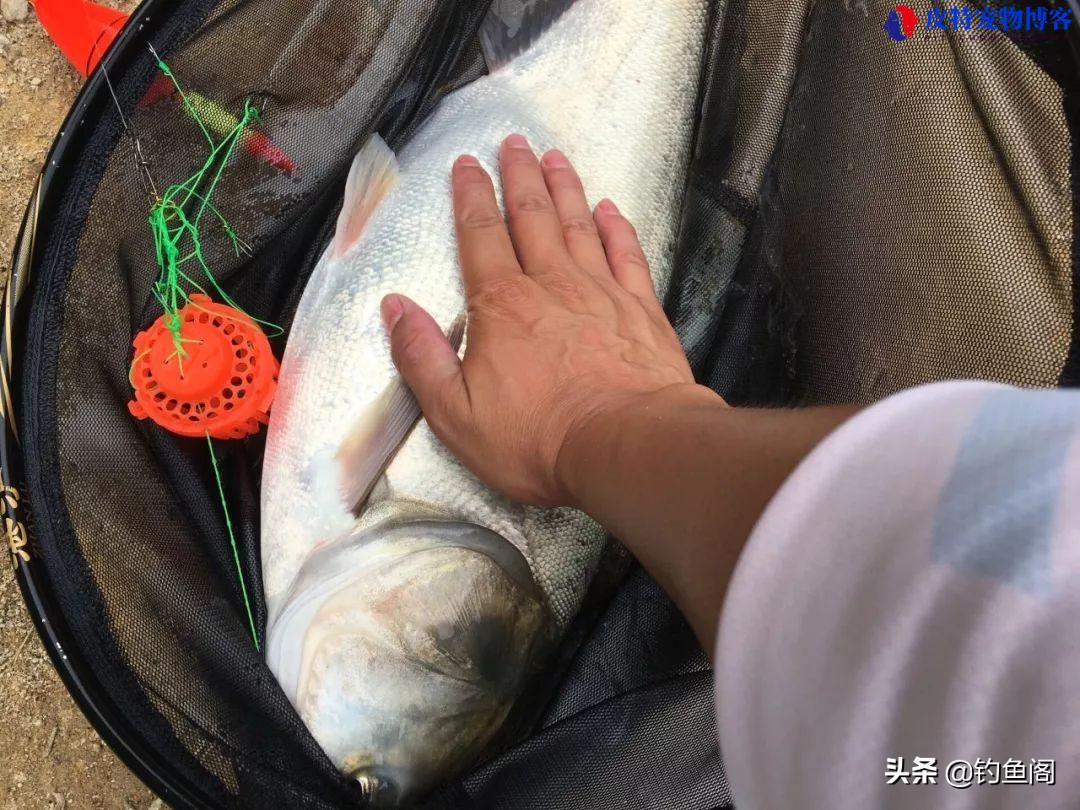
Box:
[0,3,162,808]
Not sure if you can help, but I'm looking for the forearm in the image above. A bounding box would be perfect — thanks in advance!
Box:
[559,384,858,654]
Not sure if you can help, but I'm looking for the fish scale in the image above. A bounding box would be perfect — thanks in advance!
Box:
[261,0,708,802]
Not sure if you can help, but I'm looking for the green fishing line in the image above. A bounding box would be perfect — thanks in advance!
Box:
[207,434,260,651]
[142,57,281,649]
[147,58,284,363]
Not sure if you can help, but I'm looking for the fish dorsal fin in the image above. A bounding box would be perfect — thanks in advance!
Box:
[480,0,579,72]
[336,314,467,514]
[332,134,400,258]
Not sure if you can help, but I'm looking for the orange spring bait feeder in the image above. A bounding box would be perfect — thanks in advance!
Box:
[128,295,278,440]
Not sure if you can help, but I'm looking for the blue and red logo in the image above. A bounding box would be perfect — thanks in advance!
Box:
[886,5,1072,40]
[884,5,919,40]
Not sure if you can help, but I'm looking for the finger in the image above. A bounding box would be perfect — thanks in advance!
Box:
[594,199,661,306]
[500,134,570,273]
[452,155,521,300]
[382,294,469,428]
[540,149,609,277]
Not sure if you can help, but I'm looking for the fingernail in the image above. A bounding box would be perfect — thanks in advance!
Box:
[456,154,481,168]
[504,133,530,150]
[598,198,619,215]
[542,149,570,168]
[381,294,405,332]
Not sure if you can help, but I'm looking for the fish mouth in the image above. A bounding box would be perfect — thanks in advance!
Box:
[266,520,552,805]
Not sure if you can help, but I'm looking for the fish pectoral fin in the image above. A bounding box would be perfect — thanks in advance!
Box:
[480,0,579,72]
[332,134,400,258]
[336,376,420,515]
[337,314,467,514]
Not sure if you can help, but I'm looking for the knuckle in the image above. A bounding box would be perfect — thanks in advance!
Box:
[427,381,460,424]
[510,193,554,215]
[458,207,505,232]
[612,247,650,271]
[472,276,532,314]
[539,270,583,301]
[393,325,429,367]
[561,216,597,238]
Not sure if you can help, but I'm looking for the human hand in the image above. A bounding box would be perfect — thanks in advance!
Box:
[380,133,701,507]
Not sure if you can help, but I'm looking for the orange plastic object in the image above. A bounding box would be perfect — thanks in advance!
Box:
[128,295,278,439]
[34,0,129,78]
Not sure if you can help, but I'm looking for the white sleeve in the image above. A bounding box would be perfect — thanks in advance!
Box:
[715,381,1080,809]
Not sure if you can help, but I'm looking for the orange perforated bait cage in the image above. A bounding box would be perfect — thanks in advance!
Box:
[128,295,278,439]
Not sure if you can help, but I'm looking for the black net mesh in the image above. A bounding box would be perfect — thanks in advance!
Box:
[10,0,1080,807]
[670,0,1079,406]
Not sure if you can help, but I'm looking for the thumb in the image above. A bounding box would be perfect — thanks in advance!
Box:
[381,294,467,426]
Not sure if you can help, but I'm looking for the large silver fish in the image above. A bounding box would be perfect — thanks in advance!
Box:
[261,0,708,802]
